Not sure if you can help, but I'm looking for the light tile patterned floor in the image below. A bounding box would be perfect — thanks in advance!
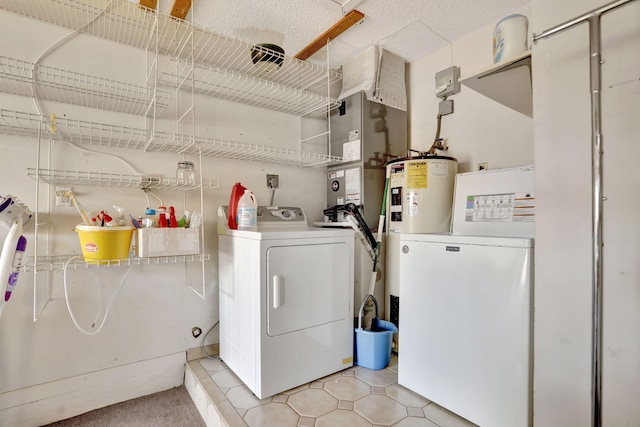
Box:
[188,355,478,427]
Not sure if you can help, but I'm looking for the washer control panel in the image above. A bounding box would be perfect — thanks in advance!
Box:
[257,206,306,223]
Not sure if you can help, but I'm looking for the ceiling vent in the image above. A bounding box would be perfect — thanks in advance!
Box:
[251,44,285,74]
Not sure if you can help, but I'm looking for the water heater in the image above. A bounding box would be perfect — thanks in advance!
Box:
[386,156,458,233]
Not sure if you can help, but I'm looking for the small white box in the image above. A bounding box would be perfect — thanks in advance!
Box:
[135,228,200,257]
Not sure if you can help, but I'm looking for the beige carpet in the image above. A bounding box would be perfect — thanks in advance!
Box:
[43,386,205,427]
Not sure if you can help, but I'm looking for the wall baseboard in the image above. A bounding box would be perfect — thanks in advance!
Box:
[186,343,219,361]
[0,352,186,427]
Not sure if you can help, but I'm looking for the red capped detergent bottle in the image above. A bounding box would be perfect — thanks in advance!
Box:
[228,182,247,229]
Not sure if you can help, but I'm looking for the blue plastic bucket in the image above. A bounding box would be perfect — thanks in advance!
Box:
[354,295,398,370]
[354,318,398,370]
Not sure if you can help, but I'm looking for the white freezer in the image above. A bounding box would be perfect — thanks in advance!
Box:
[398,233,533,427]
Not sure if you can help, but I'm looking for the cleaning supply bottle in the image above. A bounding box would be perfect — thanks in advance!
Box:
[236,189,257,231]
[100,210,113,227]
[168,206,178,228]
[112,205,127,226]
[142,208,156,228]
[178,210,190,228]
[228,182,247,229]
[157,206,168,228]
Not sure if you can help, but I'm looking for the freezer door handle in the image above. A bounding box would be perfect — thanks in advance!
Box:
[273,275,284,309]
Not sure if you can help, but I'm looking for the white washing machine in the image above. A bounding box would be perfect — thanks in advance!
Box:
[218,206,354,399]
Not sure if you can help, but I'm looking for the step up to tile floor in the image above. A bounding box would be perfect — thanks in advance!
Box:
[185,355,477,427]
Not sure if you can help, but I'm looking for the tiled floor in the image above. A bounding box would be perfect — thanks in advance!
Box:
[186,355,477,427]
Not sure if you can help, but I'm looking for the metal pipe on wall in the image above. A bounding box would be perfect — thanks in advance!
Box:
[532,1,636,426]
[588,16,604,427]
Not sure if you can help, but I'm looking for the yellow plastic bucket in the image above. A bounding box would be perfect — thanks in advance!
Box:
[75,225,134,263]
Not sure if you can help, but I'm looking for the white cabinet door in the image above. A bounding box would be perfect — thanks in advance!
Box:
[266,243,350,336]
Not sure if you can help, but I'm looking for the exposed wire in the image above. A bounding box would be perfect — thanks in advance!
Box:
[29,0,142,176]
[201,320,220,359]
[434,113,443,141]
[143,188,163,208]
[31,2,110,109]
[426,98,448,155]
[63,256,133,335]
[60,140,142,175]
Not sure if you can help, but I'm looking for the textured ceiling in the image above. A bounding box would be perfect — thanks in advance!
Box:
[156,0,530,67]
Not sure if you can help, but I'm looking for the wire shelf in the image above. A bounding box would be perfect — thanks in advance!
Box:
[19,253,211,273]
[143,133,343,167]
[0,109,343,167]
[0,0,342,116]
[0,109,45,138]
[27,168,219,190]
[159,60,339,117]
[0,56,171,116]
[190,135,343,167]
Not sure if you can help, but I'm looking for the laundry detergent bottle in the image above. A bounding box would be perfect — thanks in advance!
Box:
[237,189,258,231]
[227,182,247,229]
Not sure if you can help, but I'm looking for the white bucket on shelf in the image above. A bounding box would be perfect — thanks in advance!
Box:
[493,14,529,63]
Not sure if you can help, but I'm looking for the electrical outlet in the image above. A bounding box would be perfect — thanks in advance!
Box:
[477,162,488,171]
[266,174,279,189]
[56,186,72,207]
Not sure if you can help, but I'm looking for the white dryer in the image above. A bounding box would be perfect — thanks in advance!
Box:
[218,206,354,399]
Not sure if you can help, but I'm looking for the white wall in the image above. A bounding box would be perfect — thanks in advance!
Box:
[0,10,328,426]
[409,4,533,172]
[532,0,640,425]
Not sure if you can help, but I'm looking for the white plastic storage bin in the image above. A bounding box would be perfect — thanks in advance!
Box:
[135,228,200,257]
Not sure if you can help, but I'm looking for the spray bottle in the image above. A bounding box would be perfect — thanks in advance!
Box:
[168,206,178,228]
